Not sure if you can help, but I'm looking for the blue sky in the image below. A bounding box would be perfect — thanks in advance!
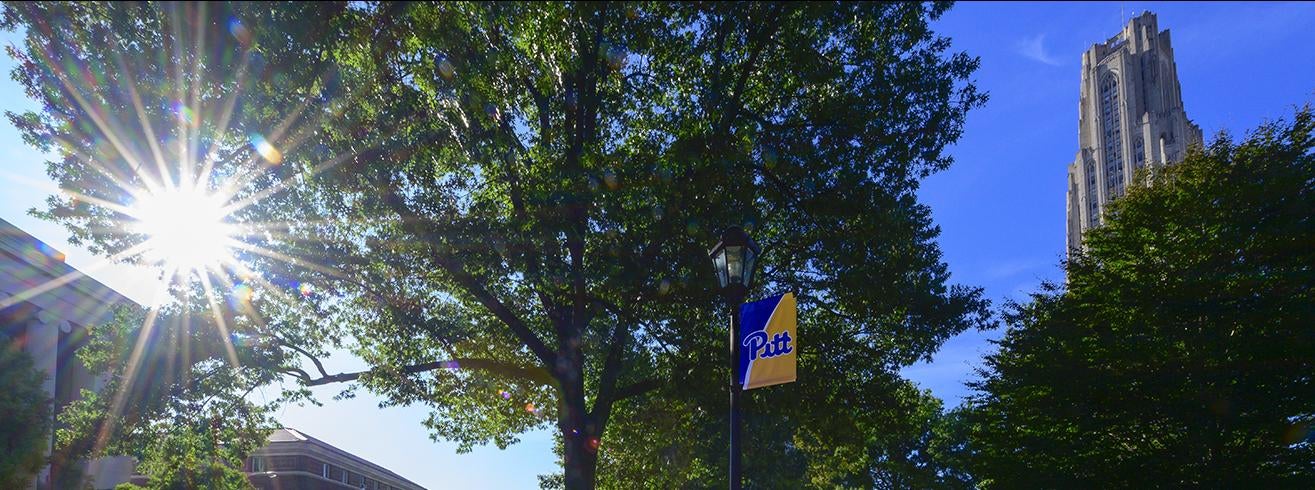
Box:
[1,2,1312,488]
[904,1,1315,405]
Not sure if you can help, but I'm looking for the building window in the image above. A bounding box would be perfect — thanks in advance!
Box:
[323,463,329,479]
[1134,136,1145,168]
[1085,162,1098,227]
[252,457,265,472]
[1100,72,1125,198]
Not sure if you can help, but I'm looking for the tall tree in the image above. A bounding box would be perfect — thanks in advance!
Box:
[52,307,273,490]
[0,343,51,488]
[2,2,988,487]
[967,107,1315,487]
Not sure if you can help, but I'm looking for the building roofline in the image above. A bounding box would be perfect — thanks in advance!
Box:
[0,217,136,308]
[253,428,427,490]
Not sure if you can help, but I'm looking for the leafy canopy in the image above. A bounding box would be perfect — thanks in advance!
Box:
[967,106,1315,488]
[3,2,988,487]
[50,307,272,490]
[0,344,51,489]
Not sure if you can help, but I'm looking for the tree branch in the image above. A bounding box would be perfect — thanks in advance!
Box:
[380,186,558,369]
[611,378,661,402]
[441,255,559,366]
[268,335,330,379]
[560,4,607,350]
[496,121,563,327]
[523,75,552,143]
[280,368,313,384]
[301,358,556,387]
[589,319,631,425]
[714,4,785,136]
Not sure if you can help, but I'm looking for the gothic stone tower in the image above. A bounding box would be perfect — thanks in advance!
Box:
[1066,12,1203,255]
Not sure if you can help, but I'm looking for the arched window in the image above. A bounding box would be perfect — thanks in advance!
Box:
[1100,72,1125,198]
[1086,162,1098,226]
[1134,136,1145,169]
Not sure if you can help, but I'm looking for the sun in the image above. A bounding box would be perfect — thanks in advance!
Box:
[130,184,236,272]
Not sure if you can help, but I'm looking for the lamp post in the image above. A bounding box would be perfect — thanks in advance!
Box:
[708,226,760,490]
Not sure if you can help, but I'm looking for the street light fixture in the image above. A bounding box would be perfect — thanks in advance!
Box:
[709,226,759,490]
[709,226,759,297]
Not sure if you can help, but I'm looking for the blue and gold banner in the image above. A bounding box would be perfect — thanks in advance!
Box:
[738,292,797,390]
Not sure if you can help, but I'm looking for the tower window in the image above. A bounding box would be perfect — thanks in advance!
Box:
[1100,73,1124,198]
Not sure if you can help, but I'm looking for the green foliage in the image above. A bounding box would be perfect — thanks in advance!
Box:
[0,344,51,488]
[594,354,977,489]
[131,429,255,490]
[51,307,273,490]
[3,2,988,487]
[968,106,1315,487]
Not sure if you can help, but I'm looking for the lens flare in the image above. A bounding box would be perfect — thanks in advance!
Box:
[229,283,254,308]
[436,58,455,80]
[130,185,235,271]
[172,101,198,127]
[227,17,252,47]
[249,133,283,164]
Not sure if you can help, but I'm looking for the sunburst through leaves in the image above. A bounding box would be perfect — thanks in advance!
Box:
[128,184,237,273]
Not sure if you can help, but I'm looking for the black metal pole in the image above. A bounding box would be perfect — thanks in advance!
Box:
[727,290,745,490]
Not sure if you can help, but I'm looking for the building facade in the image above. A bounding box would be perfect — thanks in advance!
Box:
[1066,12,1203,254]
[4,219,424,490]
[0,218,137,489]
[242,428,427,490]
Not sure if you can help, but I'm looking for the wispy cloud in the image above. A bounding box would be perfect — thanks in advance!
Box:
[1016,33,1063,66]
[983,257,1053,280]
[1007,278,1045,303]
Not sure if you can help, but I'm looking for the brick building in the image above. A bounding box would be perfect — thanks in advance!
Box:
[243,428,426,490]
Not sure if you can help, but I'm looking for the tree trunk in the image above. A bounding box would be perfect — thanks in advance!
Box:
[558,388,600,490]
[558,342,600,490]
[562,430,599,490]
